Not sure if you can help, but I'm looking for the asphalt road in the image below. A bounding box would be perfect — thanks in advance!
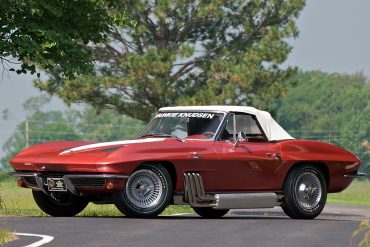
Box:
[2,205,369,247]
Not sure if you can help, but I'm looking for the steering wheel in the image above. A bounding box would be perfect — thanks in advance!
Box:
[202,132,215,138]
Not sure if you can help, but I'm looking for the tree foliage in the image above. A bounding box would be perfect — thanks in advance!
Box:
[0,0,126,78]
[1,95,144,170]
[274,71,370,174]
[35,0,305,121]
[1,96,76,169]
[73,106,145,141]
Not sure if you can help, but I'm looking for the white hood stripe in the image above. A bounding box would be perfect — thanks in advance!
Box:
[60,138,165,155]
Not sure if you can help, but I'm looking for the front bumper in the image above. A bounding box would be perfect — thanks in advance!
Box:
[9,172,128,196]
[344,172,367,179]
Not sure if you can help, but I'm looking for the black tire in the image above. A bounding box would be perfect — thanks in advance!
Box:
[113,164,172,218]
[193,207,229,218]
[281,165,327,219]
[32,190,88,217]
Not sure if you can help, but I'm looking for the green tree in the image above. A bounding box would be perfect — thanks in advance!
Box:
[274,71,370,175]
[0,0,126,78]
[75,107,145,142]
[35,0,305,121]
[1,96,79,169]
[1,96,144,169]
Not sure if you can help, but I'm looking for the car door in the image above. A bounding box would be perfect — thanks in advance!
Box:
[175,139,221,190]
[213,113,283,191]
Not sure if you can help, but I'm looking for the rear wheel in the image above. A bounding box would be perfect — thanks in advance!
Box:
[113,164,172,218]
[193,207,229,218]
[281,165,327,219]
[32,190,88,217]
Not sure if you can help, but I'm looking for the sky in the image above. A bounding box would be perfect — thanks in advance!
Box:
[1,0,370,158]
[285,0,370,75]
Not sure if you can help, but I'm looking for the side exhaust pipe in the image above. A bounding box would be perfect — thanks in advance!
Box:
[184,172,278,209]
[214,193,277,209]
[184,172,216,207]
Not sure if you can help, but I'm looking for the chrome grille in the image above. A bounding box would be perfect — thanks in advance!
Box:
[69,177,106,188]
[10,172,128,195]
[42,174,64,178]
[23,176,37,187]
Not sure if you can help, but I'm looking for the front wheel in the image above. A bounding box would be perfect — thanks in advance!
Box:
[281,165,327,219]
[193,207,229,218]
[113,164,172,218]
[32,190,88,217]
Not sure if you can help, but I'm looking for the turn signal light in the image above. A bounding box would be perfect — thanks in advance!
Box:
[106,181,114,190]
[17,179,25,187]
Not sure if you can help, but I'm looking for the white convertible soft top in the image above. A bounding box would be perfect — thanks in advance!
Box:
[159,105,294,141]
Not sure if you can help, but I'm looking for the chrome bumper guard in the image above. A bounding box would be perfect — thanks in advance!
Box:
[344,172,367,178]
[8,172,128,195]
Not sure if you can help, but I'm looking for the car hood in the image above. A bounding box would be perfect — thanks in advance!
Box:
[9,138,166,172]
[59,138,166,155]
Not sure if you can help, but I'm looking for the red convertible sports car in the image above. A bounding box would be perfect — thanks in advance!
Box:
[9,106,366,219]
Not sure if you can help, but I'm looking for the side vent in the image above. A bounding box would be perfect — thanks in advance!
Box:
[183,173,216,207]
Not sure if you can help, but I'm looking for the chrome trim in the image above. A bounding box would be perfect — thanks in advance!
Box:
[35,176,48,194]
[8,172,38,177]
[213,113,230,141]
[63,174,128,179]
[214,193,277,209]
[219,112,269,142]
[190,152,203,159]
[159,110,228,114]
[8,172,47,194]
[212,112,228,141]
[8,172,128,195]
[233,113,237,142]
[63,177,78,195]
[344,172,367,178]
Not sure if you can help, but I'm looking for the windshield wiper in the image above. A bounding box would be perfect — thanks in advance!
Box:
[140,133,185,142]
[140,133,172,138]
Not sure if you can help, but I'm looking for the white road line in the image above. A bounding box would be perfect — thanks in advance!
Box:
[14,233,54,247]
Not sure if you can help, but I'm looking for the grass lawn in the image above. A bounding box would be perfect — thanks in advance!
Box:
[327,179,370,206]
[0,174,368,217]
[0,229,16,246]
[0,176,192,217]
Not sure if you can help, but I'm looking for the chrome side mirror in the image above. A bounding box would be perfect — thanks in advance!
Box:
[233,131,246,148]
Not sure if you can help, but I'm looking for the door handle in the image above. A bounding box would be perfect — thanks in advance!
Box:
[266,152,281,160]
[190,152,203,159]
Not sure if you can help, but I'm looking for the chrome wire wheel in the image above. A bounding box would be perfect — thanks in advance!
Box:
[282,165,327,219]
[294,171,322,210]
[113,164,172,217]
[125,169,163,209]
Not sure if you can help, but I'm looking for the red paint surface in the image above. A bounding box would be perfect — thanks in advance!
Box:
[10,138,361,194]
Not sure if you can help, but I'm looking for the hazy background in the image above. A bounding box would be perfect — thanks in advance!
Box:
[1,0,370,157]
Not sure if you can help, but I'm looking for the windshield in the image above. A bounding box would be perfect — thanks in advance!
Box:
[139,112,224,140]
